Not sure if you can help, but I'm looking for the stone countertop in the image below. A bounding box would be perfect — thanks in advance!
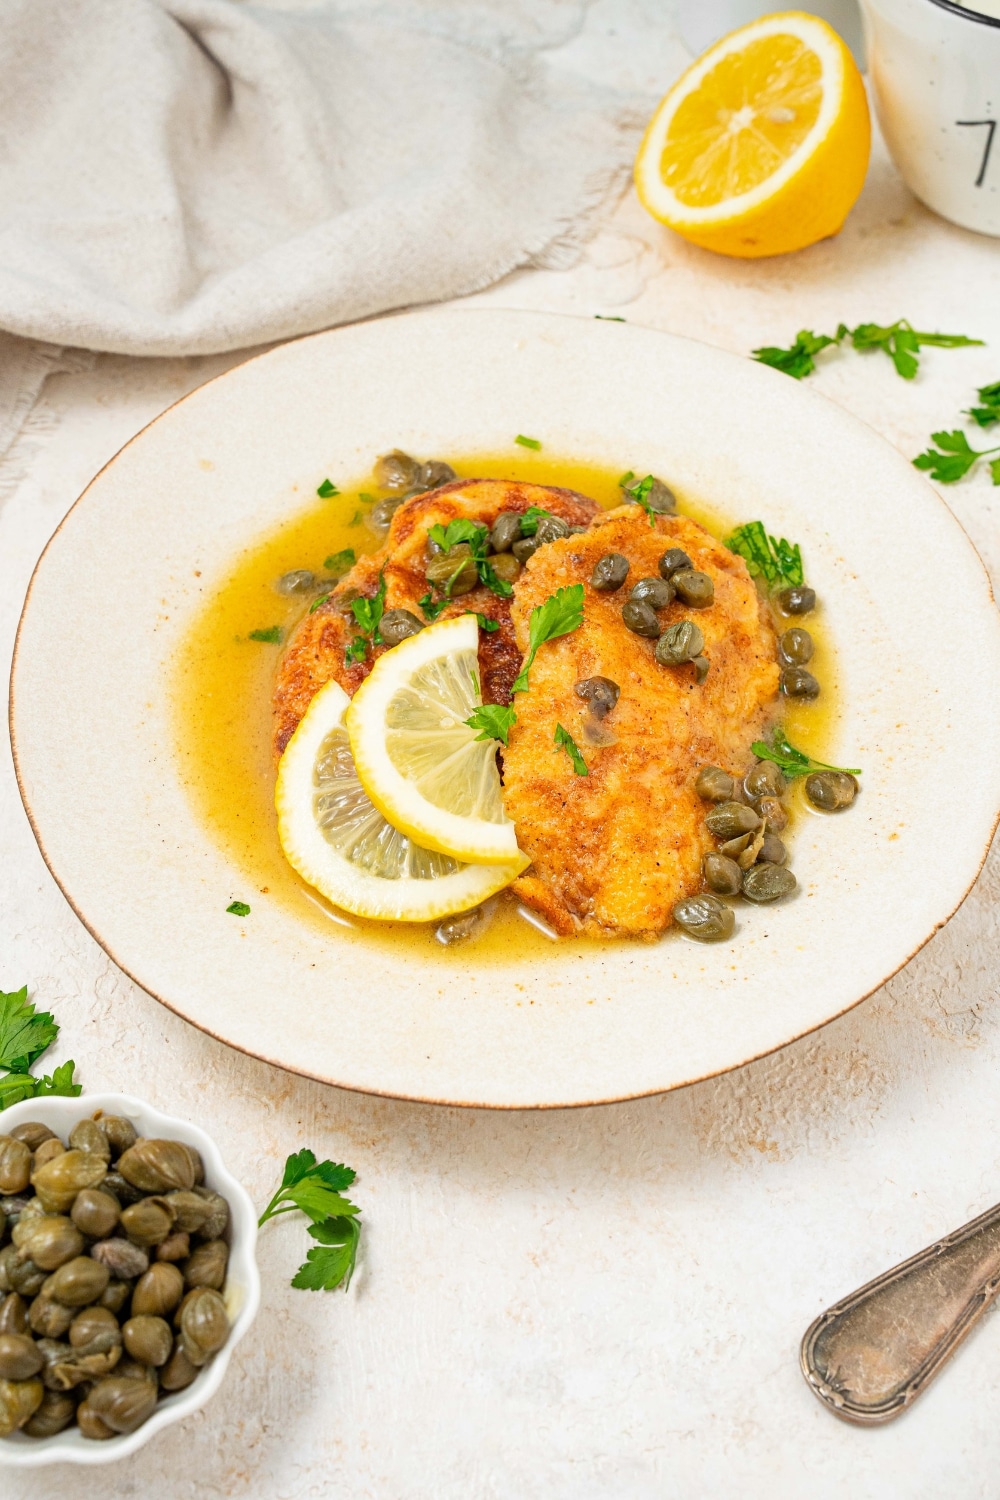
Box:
[3,118,1000,1498]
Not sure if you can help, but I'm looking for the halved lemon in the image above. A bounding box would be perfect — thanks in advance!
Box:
[276,678,527,921]
[345,614,522,865]
[635,11,870,258]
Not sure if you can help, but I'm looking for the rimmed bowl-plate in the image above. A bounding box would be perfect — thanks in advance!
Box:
[10,309,1000,1108]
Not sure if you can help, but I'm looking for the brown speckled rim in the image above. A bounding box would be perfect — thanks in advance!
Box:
[9,310,1000,1110]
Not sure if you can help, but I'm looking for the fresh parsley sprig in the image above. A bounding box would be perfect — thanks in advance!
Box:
[426,521,513,599]
[511,584,585,694]
[518,506,552,537]
[913,431,1000,485]
[966,379,1000,428]
[554,724,588,776]
[466,704,517,746]
[342,573,387,665]
[259,1149,362,1293]
[624,474,658,528]
[0,987,81,1111]
[753,321,983,381]
[753,329,841,380]
[751,727,860,780]
[726,522,803,590]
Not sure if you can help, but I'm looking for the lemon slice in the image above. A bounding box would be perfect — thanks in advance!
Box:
[345,614,521,865]
[634,12,870,259]
[276,678,527,922]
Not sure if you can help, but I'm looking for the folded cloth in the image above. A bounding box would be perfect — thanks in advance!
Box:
[0,0,655,359]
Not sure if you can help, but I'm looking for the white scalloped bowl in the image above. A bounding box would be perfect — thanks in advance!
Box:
[0,1093,260,1466]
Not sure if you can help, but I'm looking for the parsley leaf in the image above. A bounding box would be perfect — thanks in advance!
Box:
[32,1060,81,1101]
[511,584,585,695]
[419,591,448,621]
[317,479,340,498]
[913,430,1000,484]
[0,987,58,1073]
[594,315,626,322]
[248,626,282,644]
[345,636,368,666]
[618,470,636,489]
[967,380,1000,428]
[726,522,803,589]
[226,900,250,916]
[310,593,331,614]
[624,474,658,527]
[518,506,552,537]
[348,511,363,526]
[351,574,387,639]
[753,322,983,380]
[465,704,517,745]
[324,549,355,577]
[291,1216,360,1293]
[259,1151,363,1294]
[470,613,500,633]
[752,329,843,379]
[428,519,483,553]
[554,724,588,775]
[751,726,861,779]
[515,434,542,450]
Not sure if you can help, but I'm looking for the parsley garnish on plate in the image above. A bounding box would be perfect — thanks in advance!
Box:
[554,723,588,775]
[517,506,552,536]
[345,636,368,666]
[515,434,542,450]
[310,593,331,614]
[259,1149,362,1292]
[249,626,283,644]
[418,591,448,621]
[913,430,1000,484]
[226,900,251,916]
[751,726,860,779]
[726,522,803,590]
[426,521,512,600]
[624,474,658,527]
[511,584,585,694]
[753,321,983,380]
[465,703,517,745]
[351,572,387,640]
[324,549,355,577]
[0,986,81,1112]
[469,612,500,632]
[317,479,340,498]
[966,379,1000,428]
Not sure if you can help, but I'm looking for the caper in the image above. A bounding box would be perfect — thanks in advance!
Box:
[574,676,620,719]
[658,548,692,580]
[424,544,478,597]
[591,552,629,591]
[156,1232,191,1263]
[117,1140,196,1195]
[374,449,420,492]
[183,1239,228,1292]
[47,1255,110,1308]
[32,1139,65,1170]
[131,1262,185,1318]
[191,1189,230,1241]
[759,832,787,865]
[693,656,710,684]
[98,1280,131,1315]
[695,766,735,802]
[742,863,797,902]
[490,512,521,553]
[435,909,485,946]
[177,1287,229,1366]
[370,495,405,532]
[630,576,674,609]
[626,476,676,513]
[0,1137,31,1195]
[622,600,661,638]
[160,1343,199,1392]
[275,569,316,596]
[91,1238,150,1280]
[418,460,456,490]
[76,1398,116,1440]
[705,802,760,838]
[737,822,767,870]
[8,1256,47,1298]
[71,1188,120,1240]
[163,1190,214,1236]
[511,536,539,564]
[0,1332,43,1381]
[655,620,704,667]
[781,666,820,699]
[0,1195,32,1228]
[123,1198,177,1249]
[778,627,813,666]
[744,760,786,799]
[775,585,816,616]
[672,569,714,608]
[489,552,521,585]
[32,1149,107,1213]
[123,1315,173,1368]
[531,515,567,546]
[805,770,858,811]
[758,795,787,832]
[9,1123,56,1151]
[703,853,742,895]
[14,1215,84,1271]
[102,1170,143,1207]
[86,1373,158,1434]
[672,894,735,941]
[23,1389,75,1437]
[377,609,424,647]
[0,1375,44,1435]
[0,1294,28,1338]
[90,1113,137,1158]
[67,1120,111,1165]
[28,1294,75,1338]
[69,1306,120,1348]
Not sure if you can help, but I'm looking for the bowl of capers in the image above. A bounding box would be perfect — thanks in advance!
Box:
[0,1094,260,1465]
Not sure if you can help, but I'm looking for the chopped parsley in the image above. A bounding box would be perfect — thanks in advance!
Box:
[753,321,983,381]
[425,521,512,600]
[515,434,542,450]
[726,522,803,590]
[511,584,585,694]
[0,986,81,1111]
[469,612,500,632]
[310,593,331,613]
[913,430,1000,484]
[419,591,448,621]
[345,636,368,666]
[966,380,1000,428]
[259,1149,361,1293]
[249,626,283,644]
[226,900,251,916]
[751,726,860,780]
[518,506,552,537]
[324,549,355,577]
[624,474,658,527]
[465,703,517,745]
[554,723,588,775]
[618,470,636,489]
[594,314,626,322]
[348,510,363,527]
[351,573,386,640]
[317,479,340,498]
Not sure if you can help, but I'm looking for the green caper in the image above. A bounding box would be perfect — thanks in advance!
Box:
[86,1373,158,1434]
[693,656,710,683]
[102,1170,143,1206]
[177,1287,229,1366]
[489,552,521,585]
[490,512,521,552]
[75,1398,116,1440]
[0,1294,29,1338]
[630,576,674,609]
[778,627,813,666]
[131,1262,185,1318]
[417,460,456,490]
[163,1190,214,1235]
[370,495,405,532]
[377,609,424,647]
[742,863,797,902]
[695,766,735,802]
[658,548,692,580]
[574,677,620,719]
[98,1280,131,1315]
[622,600,661,637]
[424,544,478,597]
[13,1214,84,1270]
[759,832,787,865]
[775,585,816,616]
[744,760,786,799]
[32,1139,65,1170]
[718,833,748,855]
[123,1315,173,1368]
[31,1150,107,1212]
[47,1256,110,1308]
[511,536,539,564]
[805,771,858,810]
[0,1332,43,1381]
[590,553,629,591]
[183,1240,228,1291]
[0,1138,31,1195]
[758,795,787,831]
[703,853,742,895]
[672,894,735,941]
[71,1188,120,1240]
[160,1343,199,1392]
[625,476,676,513]
[0,1375,44,1435]
[92,1114,138,1157]
[117,1140,196,1195]
[535,515,570,545]
[69,1306,120,1348]
[9,1123,56,1151]
[374,449,420,491]
[156,1232,191,1263]
[23,1389,76,1437]
[737,822,766,870]
[91,1238,150,1280]
[28,1294,75,1339]
[68,1119,112,1163]
[275,568,316,596]
[781,666,820,699]
[191,1190,229,1241]
[672,569,714,608]
[655,620,704,666]
[705,802,760,838]
[8,1257,47,1298]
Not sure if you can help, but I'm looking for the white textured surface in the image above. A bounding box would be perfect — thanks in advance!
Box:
[3,118,1000,1496]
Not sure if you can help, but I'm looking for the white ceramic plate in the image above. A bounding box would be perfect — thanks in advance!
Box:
[0,1093,260,1466]
[11,309,1000,1108]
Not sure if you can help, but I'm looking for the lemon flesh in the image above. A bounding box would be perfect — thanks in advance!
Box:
[635,11,870,258]
[346,615,523,865]
[276,678,527,922]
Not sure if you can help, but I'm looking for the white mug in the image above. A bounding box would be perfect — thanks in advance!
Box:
[861,0,1000,235]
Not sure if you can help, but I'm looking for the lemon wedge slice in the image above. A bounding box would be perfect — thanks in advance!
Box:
[345,614,522,865]
[634,11,869,258]
[276,678,527,922]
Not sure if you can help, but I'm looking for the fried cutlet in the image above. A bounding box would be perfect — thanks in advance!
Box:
[272,479,599,759]
[502,508,780,939]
